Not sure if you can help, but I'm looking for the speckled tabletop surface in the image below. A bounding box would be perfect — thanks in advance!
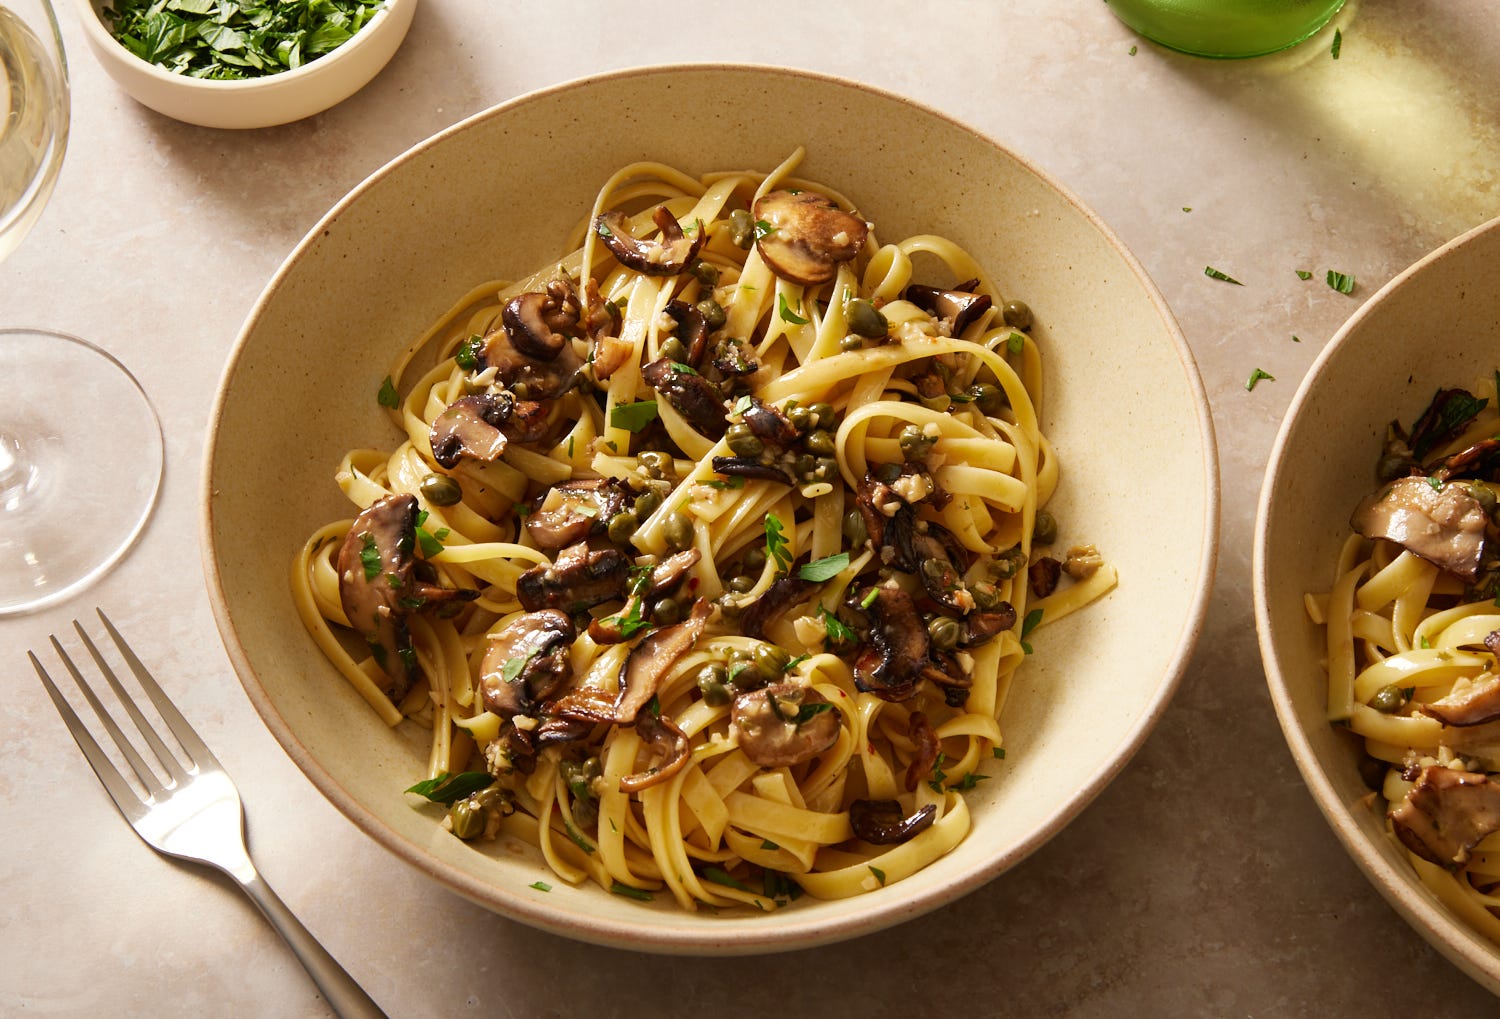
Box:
[4,2,1500,1016]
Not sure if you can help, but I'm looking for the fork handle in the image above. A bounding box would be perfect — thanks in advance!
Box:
[236,870,389,1019]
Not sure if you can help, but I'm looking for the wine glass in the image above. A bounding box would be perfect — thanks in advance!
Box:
[1,0,162,615]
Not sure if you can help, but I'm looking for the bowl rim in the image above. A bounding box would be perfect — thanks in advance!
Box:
[201,61,1221,953]
[1253,212,1500,991]
[70,0,414,92]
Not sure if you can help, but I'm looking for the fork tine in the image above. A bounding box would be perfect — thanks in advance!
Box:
[48,635,171,798]
[28,651,151,824]
[73,621,192,786]
[96,609,221,771]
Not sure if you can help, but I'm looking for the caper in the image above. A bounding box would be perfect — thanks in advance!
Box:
[787,405,813,432]
[638,450,675,478]
[1370,684,1406,713]
[898,424,934,459]
[729,209,755,249]
[970,580,1002,610]
[726,422,765,457]
[688,259,720,287]
[727,574,756,594]
[1002,298,1033,331]
[634,489,663,518]
[697,664,732,707]
[449,798,486,840]
[928,615,962,651]
[922,557,956,585]
[993,546,1028,579]
[607,510,639,545]
[968,382,1006,416]
[663,509,696,551]
[808,403,836,429]
[805,429,836,456]
[420,473,463,507]
[840,334,865,352]
[1467,482,1498,517]
[813,455,839,481]
[728,650,765,691]
[743,546,767,572]
[846,298,889,339]
[1033,509,1058,546]
[695,298,727,331]
[843,509,868,547]
[651,595,685,626]
[1374,451,1412,485]
[918,391,952,413]
[792,453,816,484]
[661,336,689,364]
[754,642,791,677]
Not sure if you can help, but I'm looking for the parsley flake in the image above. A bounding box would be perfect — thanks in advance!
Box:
[529,881,552,892]
[1245,367,1276,392]
[358,533,380,580]
[1331,28,1342,58]
[777,293,810,325]
[798,552,850,582]
[404,771,494,804]
[764,513,792,575]
[868,865,887,887]
[377,375,399,409]
[610,400,659,433]
[1204,266,1243,285]
[1296,269,1313,280]
[1326,270,1356,294]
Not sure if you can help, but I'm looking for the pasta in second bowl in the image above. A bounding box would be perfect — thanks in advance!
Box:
[204,65,1216,953]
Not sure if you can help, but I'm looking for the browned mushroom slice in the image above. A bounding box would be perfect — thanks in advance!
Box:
[663,300,711,367]
[850,582,930,702]
[903,711,941,793]
[587,549,702,645]
[336,494,476,702]
[516,541,631,614]
[594,206,705,277]
[1390,764,1500,868]
[524,479,630,551]
[752,189,869,286]
[739,572,816,640]
[613,598,712,723]
[960,605,1017,647]
[478,609,576,718]
[848,798,937,846]
[904,283,993,335]
[710,457,794,485]
[885,507,974,614]
[429,393,513,469]
[478,281,584,399]
[641,357,728,438]
[730,682,841,768]
[1434,439,1500,482]
[1029,555,1062,598]
[740,396,800,449]
[1351,476,1489,581]
[618,712,693,793]
[581,278,632,381]
[1418,672,1500,727]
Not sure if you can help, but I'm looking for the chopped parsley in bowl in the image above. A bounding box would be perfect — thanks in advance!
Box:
[71,0,417,128]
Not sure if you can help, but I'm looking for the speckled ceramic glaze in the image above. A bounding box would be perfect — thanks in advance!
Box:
[1256,214,1500,993]
[203,65,1217,954]
[70,0,416,129]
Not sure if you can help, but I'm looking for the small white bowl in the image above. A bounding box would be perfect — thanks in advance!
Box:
[69,0,417,129]
[1256,214,1500,993]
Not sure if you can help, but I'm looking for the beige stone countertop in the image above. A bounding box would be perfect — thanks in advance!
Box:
[5,1,1500,1015]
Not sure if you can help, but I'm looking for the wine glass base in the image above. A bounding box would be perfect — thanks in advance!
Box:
[0,328,163,616]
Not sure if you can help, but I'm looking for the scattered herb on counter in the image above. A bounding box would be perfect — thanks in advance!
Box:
[1129,45,1138,56]
[1246,367,1276,392]
[103,0,389,80]
[1204,266,1243,285]
[1182,206,1192,213]
[1331,29,1343,59]
[1296,269,1313,280]
[1292,335,1302,343]
[1326,270,1356,294]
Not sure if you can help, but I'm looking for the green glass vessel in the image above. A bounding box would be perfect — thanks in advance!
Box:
[1106,0,1346,58]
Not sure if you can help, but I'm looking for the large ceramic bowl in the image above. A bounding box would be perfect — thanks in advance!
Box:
[69,0,417,129]
[204,65,1217,953]
[1255,214,1500,992]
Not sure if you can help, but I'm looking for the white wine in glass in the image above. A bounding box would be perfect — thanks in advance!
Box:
[1,0,163,614]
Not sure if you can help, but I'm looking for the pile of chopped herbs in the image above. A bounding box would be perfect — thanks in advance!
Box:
[103,0,387,80]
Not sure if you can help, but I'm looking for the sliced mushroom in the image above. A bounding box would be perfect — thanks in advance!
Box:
[429,393,513,469]
[1029,555,1062,598]
[961,605,1017,647]
[903,711,941,793]
[478,281,584,399]
[752,189,868,286]
[1418,672,1500,727]
[885,507,974,614]
[663,300,711,367]
[904,282,993,335]
[710,457,795,485]
[740,397,800,449]
[582,278,632,381]
[1351,476,1489,581]
[730,682,841,767]
[524,478,630,551]
[1390,764,1500,868]
[850,581,931,702]
[618,712,693,793]
[739,571,816,640]
[612,598,712,723]
[336,494,476,701]
[1435,439,1500,482]
[848,798,937,846]
[516,541,631,613]
[478,610,576,718]
[641,357,728,438]
[595,206,704,277]
[588,548,702,645]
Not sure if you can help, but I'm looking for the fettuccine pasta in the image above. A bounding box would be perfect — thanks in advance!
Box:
[292,151,1117,911]
[1310,371,1500,940]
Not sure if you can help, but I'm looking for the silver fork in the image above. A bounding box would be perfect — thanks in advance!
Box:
[29,610,387,1019]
